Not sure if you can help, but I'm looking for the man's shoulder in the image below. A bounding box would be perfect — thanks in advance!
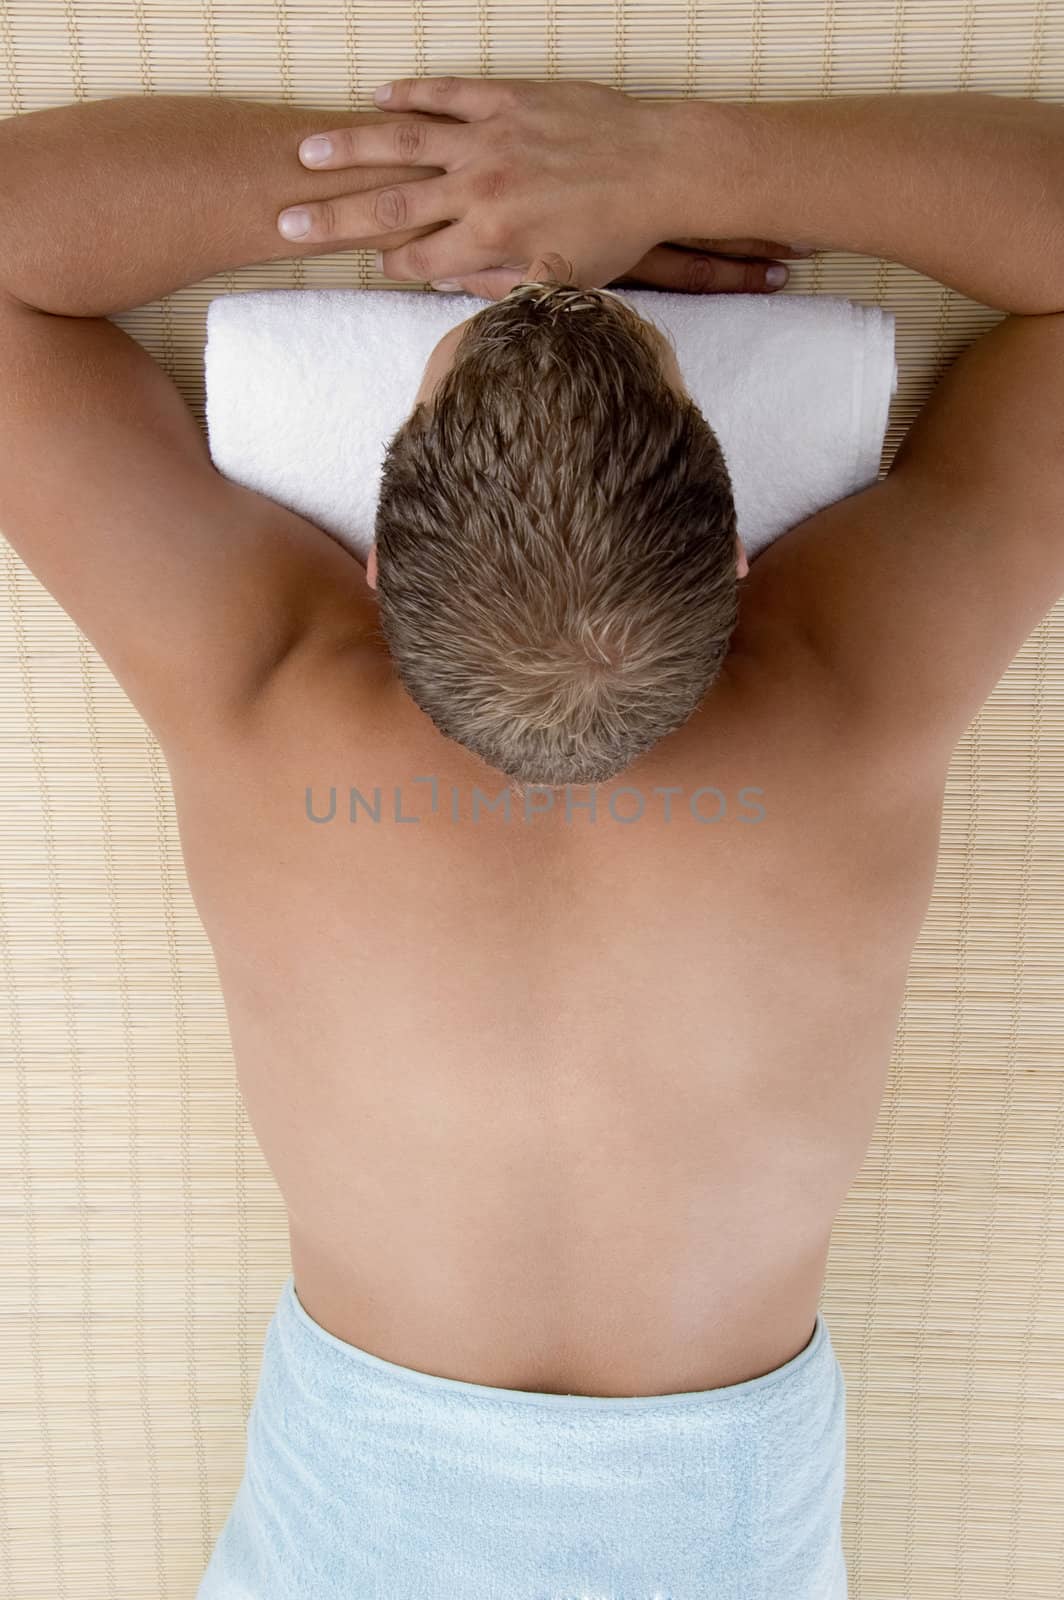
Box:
[257,622,396,732]
[690,504,954,822]
[161,617,395,797]
[735,315,1064,770]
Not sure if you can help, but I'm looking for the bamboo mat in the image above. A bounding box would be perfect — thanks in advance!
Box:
[1,3,1062,1597]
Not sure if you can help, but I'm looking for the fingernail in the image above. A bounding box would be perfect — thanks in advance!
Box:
[278,208,311,239]
[765,265,788,287]
[373,83,393,104]
[431,280,462,293]
[300,136,333,165]
[789,243,815,256]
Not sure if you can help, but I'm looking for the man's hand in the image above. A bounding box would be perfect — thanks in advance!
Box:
[292,76,804,298]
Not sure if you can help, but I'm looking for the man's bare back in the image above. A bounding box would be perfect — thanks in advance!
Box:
[168,547,944,1397]
[2,77,1062,1405]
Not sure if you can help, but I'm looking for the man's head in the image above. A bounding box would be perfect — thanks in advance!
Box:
[370,283,746,788]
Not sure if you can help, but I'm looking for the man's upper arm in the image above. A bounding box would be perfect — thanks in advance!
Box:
[740,312,1064,768]
[0,293,376,750]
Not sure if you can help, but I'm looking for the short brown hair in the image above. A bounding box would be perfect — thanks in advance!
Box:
[374,284,739,787]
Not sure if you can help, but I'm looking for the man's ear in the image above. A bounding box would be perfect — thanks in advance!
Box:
[366,544,378,590]
[736,537,749,580]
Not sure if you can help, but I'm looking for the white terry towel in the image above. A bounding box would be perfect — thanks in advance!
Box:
[204,287,897,562]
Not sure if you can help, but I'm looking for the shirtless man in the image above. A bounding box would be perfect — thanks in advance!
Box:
[1,80,1061,1598]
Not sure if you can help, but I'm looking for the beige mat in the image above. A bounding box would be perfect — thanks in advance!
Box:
[1,2,1062,1597]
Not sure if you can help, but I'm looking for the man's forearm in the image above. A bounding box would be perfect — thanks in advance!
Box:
[0,94,441,316]
[672,92,1064,315]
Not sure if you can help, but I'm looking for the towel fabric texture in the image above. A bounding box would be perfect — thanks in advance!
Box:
[196,1276,848,1599]
[204,287,897,562]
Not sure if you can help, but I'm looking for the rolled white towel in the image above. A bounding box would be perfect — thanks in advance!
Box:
[204,287,897,562]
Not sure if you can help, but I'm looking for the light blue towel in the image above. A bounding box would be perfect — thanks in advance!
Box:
[198,1276,848,1599]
